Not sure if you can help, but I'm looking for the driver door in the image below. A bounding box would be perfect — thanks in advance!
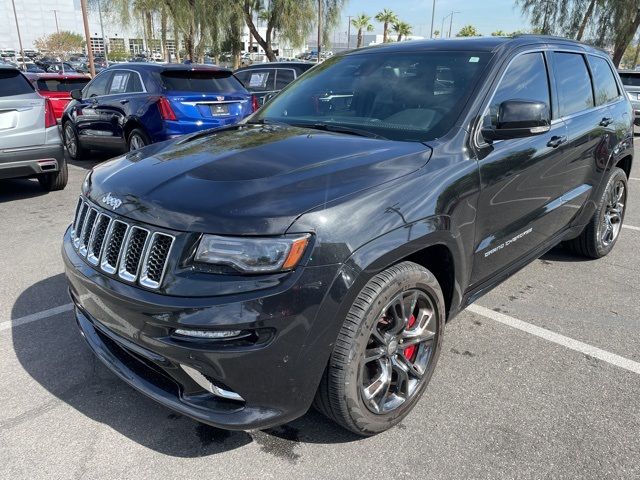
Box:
[470,51,569,285]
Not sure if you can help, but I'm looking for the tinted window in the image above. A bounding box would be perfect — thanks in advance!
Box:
[619,72,640,87]
[84,72,112,98]
[127,72,143,93]
[588,56,619,105]
[108,71,131,94]
[483,52,550,128]
[255,51,491,142]
[161,70,244,93]
[0,69,34,96]
[235,69,275,92]
[275,69,295,89]
[36,77,89,92]
[552,52,594,116]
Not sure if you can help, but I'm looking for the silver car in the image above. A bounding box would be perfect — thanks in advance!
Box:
[0,65,66,191]
[618,70,640,126]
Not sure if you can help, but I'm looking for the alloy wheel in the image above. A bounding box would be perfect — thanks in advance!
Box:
[129,134,146,151]
[360,289,438,414]
[599,179,625,247]
[64,124,77,158]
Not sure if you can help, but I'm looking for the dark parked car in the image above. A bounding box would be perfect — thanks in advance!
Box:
[61,63,257,159]
[234,61,314,104]
[0,66,67,191]
[618,70,640,125]
[63,36,632,435]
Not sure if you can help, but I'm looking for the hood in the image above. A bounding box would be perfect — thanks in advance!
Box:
[85,124,432,234]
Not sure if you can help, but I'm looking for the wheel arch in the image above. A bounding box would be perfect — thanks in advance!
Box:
[123,118,148,143]
[615,154,633,179]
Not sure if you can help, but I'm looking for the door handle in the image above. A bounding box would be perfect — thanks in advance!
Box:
[547,135,567,148]
[119,99,129,105]
[599,117,613,127]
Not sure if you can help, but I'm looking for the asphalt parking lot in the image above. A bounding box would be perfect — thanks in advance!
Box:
[1,149,639,480]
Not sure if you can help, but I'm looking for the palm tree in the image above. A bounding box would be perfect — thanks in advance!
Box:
[351,14,374,48]
[375,9,398,43]
[392,21,412,42]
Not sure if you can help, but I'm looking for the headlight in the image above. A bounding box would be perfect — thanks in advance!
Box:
[195,234,311,273]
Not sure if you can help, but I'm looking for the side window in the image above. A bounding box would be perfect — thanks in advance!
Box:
[588,55,619,106]
[83,72,112,98]
[126,72,144,93]
[108,71,131,94]
[551,52,594,116]
[483,52,550,129]
[275,69,295,90]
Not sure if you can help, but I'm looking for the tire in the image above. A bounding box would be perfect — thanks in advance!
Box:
[127,128,151,152]
[63,121,86,160]
[565,167,627,258]
[314,261,445,436]
[38,157,68,192]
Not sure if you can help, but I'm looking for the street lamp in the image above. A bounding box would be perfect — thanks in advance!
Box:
[441,11,460,39]
[430,0,436,39]
[10,0,25,70]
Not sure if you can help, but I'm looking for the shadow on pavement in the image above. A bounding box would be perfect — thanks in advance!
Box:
[11,274,360,458]
[540,245,594,263]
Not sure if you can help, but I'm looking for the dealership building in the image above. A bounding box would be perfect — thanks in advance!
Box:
[1,0,298,58]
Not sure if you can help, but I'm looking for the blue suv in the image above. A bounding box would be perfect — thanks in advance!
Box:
[61,64,257,159]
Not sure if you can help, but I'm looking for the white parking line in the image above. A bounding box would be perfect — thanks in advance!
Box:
[624,224,640,232]
[629,177,640,181]
[468,304,640,375]
[0,303,73,333]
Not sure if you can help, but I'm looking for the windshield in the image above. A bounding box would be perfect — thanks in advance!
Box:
[161,70,245,93]
[619,73,640,87]
[253,50,491,142]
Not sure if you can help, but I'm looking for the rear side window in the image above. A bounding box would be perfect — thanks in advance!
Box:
[588,56,619,105]
[483,52,550,129]
[552,52,594,116]
[36,78,89,92]
[108,71,131,94]
[161,70,244,93]
[84,72,112,98]
[0,69,34,97]
[619,73,640,87]
[275,69,295,89]
[235,69,275,91]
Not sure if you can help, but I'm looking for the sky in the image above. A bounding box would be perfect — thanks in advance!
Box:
[340,0,530,38]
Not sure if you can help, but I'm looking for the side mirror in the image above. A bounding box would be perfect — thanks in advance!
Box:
[481,100,550,142]
[70,89,83,101]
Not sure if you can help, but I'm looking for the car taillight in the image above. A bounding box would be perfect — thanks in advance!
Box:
[44,98,56,128]
[251,95,260,112]
[158,96,177,121]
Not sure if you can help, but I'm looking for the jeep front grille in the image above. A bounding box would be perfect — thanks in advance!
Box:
[70,197,174,290]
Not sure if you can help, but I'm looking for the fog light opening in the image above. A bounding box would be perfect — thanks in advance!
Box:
[180,364,244,401]
[173,328,242,339]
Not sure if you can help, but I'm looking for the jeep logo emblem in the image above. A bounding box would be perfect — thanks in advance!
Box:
[101,192,123,210]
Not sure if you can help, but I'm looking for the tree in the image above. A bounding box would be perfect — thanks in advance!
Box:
[34,31,85,60]
[375,9,398,43]
[392,21,412,42]
[491,29,508,36]
[456,25,481,37]
[433,29,440,38]
[351,14,374,48]
[622,37,640,68]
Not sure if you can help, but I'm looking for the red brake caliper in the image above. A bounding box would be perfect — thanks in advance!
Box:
[403,314,417,361]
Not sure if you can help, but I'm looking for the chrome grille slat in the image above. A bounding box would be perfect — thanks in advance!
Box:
[140,233,175,289]
[71,196,174,289]
[118,227,150,282]
[78,208,98,256]
[87,214,111,266]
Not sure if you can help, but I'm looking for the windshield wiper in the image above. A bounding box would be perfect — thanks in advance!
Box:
[293,122,387,140]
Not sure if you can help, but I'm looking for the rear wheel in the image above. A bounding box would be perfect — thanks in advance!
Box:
[38,158,68,191]
[63,122,86,160]
[565,167,627,258]
[127,128,150,152]
[314,261,445,436]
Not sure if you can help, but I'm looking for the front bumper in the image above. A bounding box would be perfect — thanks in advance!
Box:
[63,227,342,430]
[0,144,64,180]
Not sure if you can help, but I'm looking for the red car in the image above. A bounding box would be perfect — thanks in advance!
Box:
[24,73,90,121]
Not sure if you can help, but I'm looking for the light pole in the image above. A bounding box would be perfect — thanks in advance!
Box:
[441,11,460,38]
[97,0,109,65]
[430,0,436,39]
[347,15,353,49]
[80,0,96,77]
[317,0,322,63]
[10,0,25,70]
[53,10,60,33]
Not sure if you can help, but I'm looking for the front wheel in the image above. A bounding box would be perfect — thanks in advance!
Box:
[314,261,445,436]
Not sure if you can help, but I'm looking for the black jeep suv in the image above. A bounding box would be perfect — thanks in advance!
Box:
[63,36,633,436]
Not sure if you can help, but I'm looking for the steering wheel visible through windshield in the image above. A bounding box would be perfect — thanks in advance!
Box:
[252,50,491,142]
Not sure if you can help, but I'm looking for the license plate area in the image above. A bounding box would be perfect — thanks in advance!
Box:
[210,104,230,116]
